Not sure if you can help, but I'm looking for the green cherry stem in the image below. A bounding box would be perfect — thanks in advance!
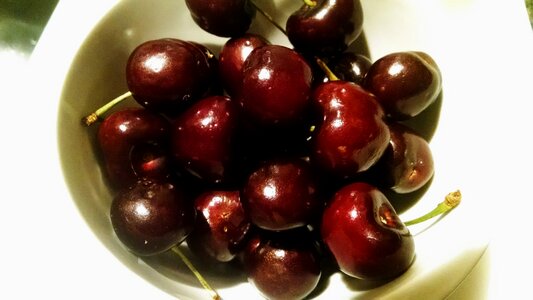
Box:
[171,246,222,300]
[249,1,342,82]
[315,57,339,81]
[303,0,317,7]
[404,190,462,226]
[81,91,132,126]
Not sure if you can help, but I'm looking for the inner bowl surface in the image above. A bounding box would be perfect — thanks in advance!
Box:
[57,0,491,299]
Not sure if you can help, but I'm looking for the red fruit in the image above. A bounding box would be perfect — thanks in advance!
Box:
[364,51,442,120]
[218,33,269,97]
[171,95,240,184]
[110,179,195,256]
[242,159,321,231]
[185,0,255,37]
[328,52,372,85]
[286,0,364,55]
[239,45,313,126]
[377,123,435,194]
[186,190,251,262]
[97,107,171,189]
[243,229,322,300]
[311,81,390,178]
[321,182,415,280]
[126,38,216,115]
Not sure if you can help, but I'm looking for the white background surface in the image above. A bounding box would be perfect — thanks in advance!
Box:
[0,0,532,299]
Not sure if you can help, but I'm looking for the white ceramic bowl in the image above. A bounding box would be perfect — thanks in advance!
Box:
[22,0,533,299]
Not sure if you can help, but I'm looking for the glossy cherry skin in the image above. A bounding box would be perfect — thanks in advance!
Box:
[185,0,255,37]
[242,229,322,300]
[186,190,251,262]
[242,159,321,231]
[171,95,240,184]
[311,81,390,178]
[321,182,415,280]
[218,33,269,97]
[239,45,313,126]
[97,107,171,189]
[375,123,434,194]
[286,0,364,55]
[363,51,442,120]
[126,38,216,115]
[328,52,372,85]
[110,179,196,256]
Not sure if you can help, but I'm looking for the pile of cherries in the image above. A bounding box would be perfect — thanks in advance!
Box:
[84,0,451,299]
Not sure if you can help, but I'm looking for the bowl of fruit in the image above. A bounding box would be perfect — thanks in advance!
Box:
[41,0,499,299]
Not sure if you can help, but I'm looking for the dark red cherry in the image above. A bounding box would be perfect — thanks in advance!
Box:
[186,190,251,262]
[363,51,442,120]
[375,123,435,194]
[239,44,313,127]
[218,33,269,97]
[126,38,216,115]
[321,182,415,280]
[185,0,255,37]
[243,229,322,300]
[328,52,372,85]
[110,179,195,256]
[311,81,390,178]
[171,95,240,184]
[129,143,170,181]
[286,0,364,55]
[242,159,321,231]
[97,107,171,189]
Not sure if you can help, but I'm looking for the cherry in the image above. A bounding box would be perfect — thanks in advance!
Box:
[218,33,269,97]
[97,107,171,189]
[239,44,313,127]
[311,80,390,178]
[82,39,219,125]
[326,52,372,85]
[374,122,435,194]
[286,0,364,55]
[171,95,240,184]
[126,38,217,115]
[242,158,321,231]
[186,190,251,262]
[110,179,196,256]
[129,143,170,181]
[110,179,223,300]
[363,51,442,120]
[320,182,415,280]
[185,0,256,37]
[242,228,322,300]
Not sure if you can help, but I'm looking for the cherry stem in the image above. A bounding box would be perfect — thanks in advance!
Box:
[315,57,339,81]
[249,1,286,35]
[81,90,132,126]
[404,190,462,226]
[171,246,222,300]
[249,1,341,82]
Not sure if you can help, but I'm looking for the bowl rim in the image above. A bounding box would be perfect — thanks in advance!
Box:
[28,0,533,298]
